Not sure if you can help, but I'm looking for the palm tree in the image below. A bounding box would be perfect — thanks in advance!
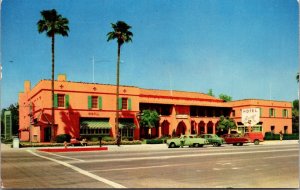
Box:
[107,21,133,135]
[37,9,69,141]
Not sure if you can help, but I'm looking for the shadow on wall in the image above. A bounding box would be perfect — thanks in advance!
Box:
[60,105,81,138]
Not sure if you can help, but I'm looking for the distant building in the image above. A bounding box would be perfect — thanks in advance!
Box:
[18,74,292,142]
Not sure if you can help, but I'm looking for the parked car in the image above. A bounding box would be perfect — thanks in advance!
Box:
[166,134,209,148]
[222,134,250,146]
[70,138,87,146]
[244,132,264,145]
[199,134,224,147]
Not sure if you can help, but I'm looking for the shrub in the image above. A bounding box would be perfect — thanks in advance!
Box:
[264,132,299,140]
[283,133,299,140]
[102,136,114,142]
[146,139,164,144]
[55,134,71,143]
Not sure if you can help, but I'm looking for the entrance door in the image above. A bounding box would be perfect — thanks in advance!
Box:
[176,121,186,136]
[44,127,51,142]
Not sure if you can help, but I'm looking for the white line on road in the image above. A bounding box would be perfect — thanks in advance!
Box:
[26,150,126,188]
[71,148,298,164]
[90,164,172,172]
[41,152,85,162]
[262,154,298,159]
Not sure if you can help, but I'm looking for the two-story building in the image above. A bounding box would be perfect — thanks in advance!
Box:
[18,74,292,142]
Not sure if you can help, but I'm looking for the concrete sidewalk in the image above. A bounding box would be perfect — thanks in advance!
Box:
[1,140,298,152]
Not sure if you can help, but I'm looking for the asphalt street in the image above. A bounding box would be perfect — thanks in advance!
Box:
[1,142,299,188]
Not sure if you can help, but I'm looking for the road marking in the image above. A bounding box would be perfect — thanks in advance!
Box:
[42,152,85,162]
[262,154,298,159]
[72,148,298,164]
[90,164,172,172]
[26,150,126,188]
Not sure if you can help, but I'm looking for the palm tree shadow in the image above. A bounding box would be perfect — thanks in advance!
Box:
[60,105,81,138]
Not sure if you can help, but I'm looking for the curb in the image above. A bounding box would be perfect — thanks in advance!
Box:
[37,147,108,152]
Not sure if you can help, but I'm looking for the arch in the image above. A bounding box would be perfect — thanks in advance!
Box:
[161,120,170,137]
[198,121,205,135]
[207,121,214,134]
[176,121,186,136]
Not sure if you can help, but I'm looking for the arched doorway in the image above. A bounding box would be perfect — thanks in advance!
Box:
[176,121,186,136]
[198,121,205,134]
[207,121,214,134]
[161,120,170,137]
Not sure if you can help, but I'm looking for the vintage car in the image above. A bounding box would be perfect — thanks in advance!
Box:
[198,134,224,147]
[166,134,209,148]
[221,134,250,146]
[244,132,264,145]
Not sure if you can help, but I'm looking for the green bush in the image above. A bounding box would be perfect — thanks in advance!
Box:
[146,139,164,144]
[283,133,299,140]
[264,132,299,140]
[102,136,114,142]
[55,134,71,143]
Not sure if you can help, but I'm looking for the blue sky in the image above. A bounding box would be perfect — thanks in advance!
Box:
[1,0,299,108]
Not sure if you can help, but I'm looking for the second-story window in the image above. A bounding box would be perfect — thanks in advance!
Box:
[58,94,65,107]
[269,108,275,117]
[122,98,128,110]
[92,96,98,108]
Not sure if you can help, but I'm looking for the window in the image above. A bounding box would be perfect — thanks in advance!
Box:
[88,96,102,109]
[282,109,288,118]
[232,110,236,117]
[92,96,98,108]
[269,108,275,117]
[271,126,275,133]
[122,98,128,110]
[54,94,69,108]
[118,98,131,110]
[284,126,288,134]
[58,94,65,107]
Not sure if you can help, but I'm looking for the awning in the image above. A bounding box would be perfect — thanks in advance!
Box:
[119,121,136,129]
[80,119,111,129]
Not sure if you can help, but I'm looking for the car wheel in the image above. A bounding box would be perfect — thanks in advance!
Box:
[213,142,218,147]
[194,143,200,148]
[239,143,243,146]
[233,143,237,146]
[254,140,259,145]
[169,143,176,148]
[218,143,221,147]
[199,144,204,147]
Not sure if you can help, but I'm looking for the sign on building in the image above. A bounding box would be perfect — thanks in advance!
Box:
[241,108,260,127]
[4,111,12,139]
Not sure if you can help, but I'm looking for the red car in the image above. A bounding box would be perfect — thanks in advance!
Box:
[222,134,250,146]
[244,132,264,145]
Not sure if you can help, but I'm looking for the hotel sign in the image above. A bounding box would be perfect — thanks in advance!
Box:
[241,108,260,126]
[176,114,188,119]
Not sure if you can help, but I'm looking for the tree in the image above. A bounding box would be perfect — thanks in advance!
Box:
[37,9,69,141]
[292,99,299,133]
[297,72,299,83]
[207,89,215,97]
[219,93,232,102]
[107,21,133,135]
[216,115,237,135]
[1,103,19,137]
[139,110,160,138]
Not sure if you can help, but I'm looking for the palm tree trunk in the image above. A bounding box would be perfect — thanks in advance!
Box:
[51,34,55,142]
[115,43,121,136]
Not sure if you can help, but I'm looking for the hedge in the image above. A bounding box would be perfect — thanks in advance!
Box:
[264,132,299,140]
[145,139,164,144]
[55,134,71,143]
[19,140,142,147]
